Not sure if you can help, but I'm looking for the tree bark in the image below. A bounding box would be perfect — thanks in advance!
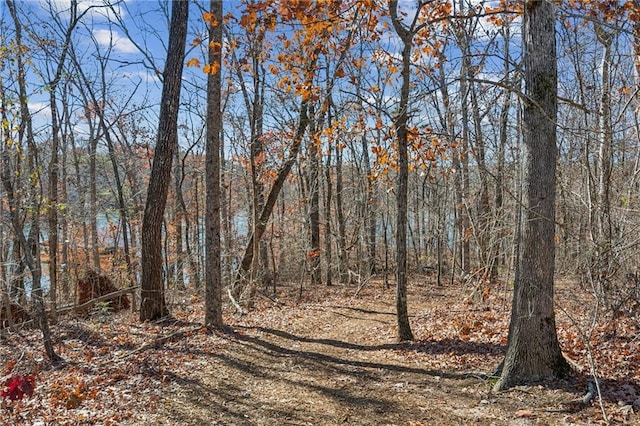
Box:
[324,99,334,287]
[140,0,189,321]
[307,105,322,285]
[494,0,569,391]
[335,133,348,282]
[389,0,416,342]
[205,0,223,327]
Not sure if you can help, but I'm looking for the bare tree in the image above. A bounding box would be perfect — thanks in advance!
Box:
[4,0,61,363]
[388,0,420,342]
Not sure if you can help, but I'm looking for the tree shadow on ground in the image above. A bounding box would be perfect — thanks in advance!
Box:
[228,326,488,380]
[222,325,640,408]
[323,305,396,316]
[409,337,505,356]
[237,325,505,358]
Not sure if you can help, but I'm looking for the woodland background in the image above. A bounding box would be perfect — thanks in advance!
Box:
[1,0,640,423]
[2,0,640,315]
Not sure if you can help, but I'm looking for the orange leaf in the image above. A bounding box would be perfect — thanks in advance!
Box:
[203,12,218,26]
[204,62,221,75]
[186,57,201,68]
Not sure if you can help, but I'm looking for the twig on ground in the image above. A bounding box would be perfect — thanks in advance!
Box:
[228,288,247,315]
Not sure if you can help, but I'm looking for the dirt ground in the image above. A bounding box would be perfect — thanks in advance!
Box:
[1,278,639,425]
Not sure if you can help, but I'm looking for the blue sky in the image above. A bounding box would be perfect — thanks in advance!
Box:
[1,0,525,147]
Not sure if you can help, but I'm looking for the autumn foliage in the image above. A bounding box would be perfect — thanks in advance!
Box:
[1,362,35,403]
[1,375,35,402]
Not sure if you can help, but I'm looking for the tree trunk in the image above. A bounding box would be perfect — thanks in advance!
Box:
[59,91,71,300]
[494,0,569,391]
[89,136,100,272]
[69,41,137,286]
[205,0,223,327]
[494,23,512,278]
[389,0,415,342]
[335,130,347,282]
[324,101,334,287]
[174,148,186,289]
[362,133,376,276]
[140,0,189,321]
[46,0,80,318]
[235,49,317,284]
[228,22,272,298]
[594,24,615,307]
[6,0,60,363]
[307,106,322,285]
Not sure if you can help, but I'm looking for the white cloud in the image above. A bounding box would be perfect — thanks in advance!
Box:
[93,28,138,54]
[28,102,52,119]
[72,123,90,136]
[40,0,125,21]
[122,70,160,84]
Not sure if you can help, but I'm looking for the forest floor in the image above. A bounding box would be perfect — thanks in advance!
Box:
[1,276,640,425]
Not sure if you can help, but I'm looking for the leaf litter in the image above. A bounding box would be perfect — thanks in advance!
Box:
[1,278,639,425]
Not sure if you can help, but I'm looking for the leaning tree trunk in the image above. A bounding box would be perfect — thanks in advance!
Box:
[140,0,189,321]
[235,50,321,291]
[494,0,569,391]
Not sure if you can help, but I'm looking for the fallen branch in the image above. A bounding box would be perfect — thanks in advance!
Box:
[227,288,247,315]
[354,275,374,297]
[56,286,139,315]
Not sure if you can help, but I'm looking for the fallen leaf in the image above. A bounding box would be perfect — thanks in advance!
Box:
[514,409,536,418]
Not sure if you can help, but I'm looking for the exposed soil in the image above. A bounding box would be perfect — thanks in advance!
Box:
[1,278,639,425]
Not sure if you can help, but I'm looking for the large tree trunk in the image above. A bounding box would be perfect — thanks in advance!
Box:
[494,0,569,391]
[204,0,223,327]
[140,0,189,321]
